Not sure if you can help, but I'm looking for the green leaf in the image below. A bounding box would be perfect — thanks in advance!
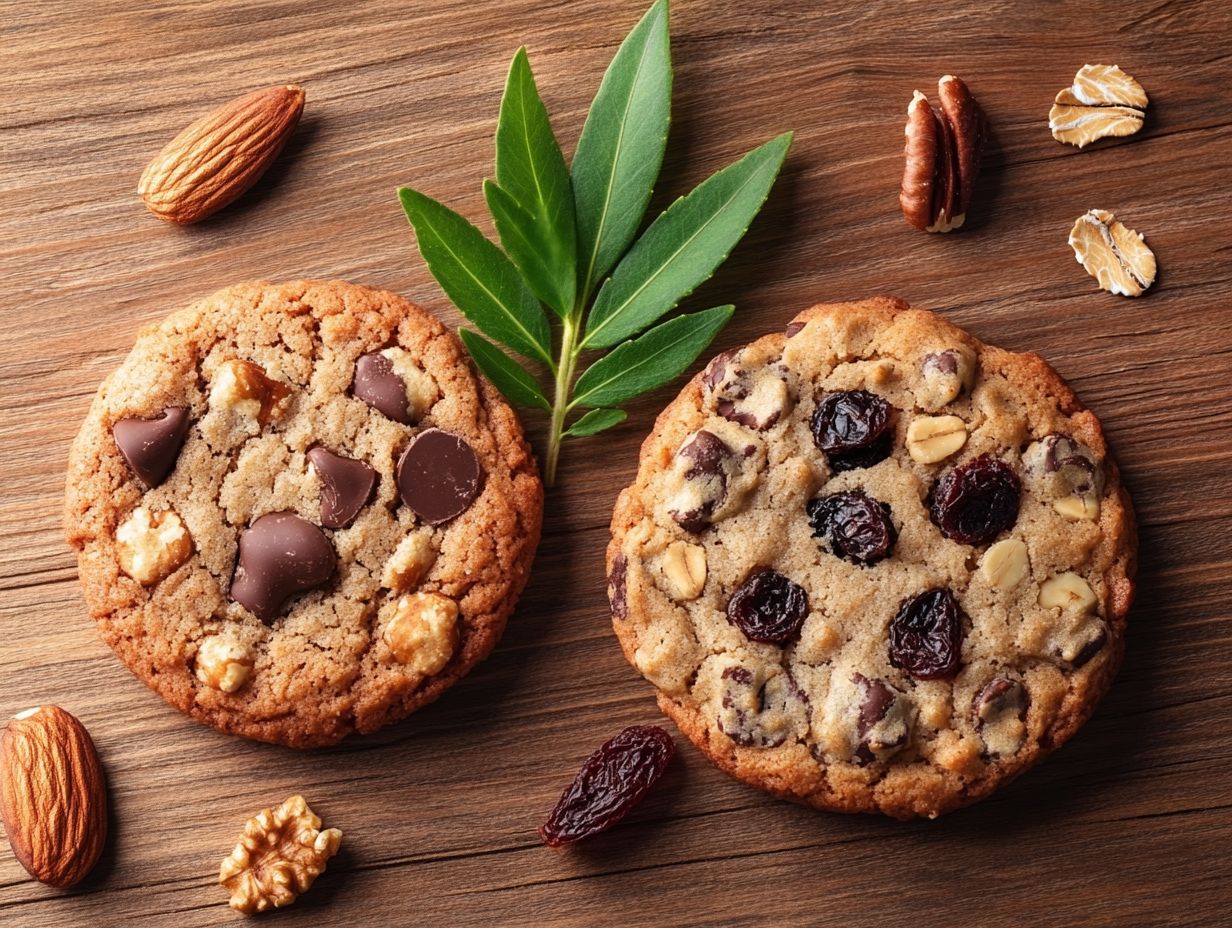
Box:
[399,187,553,365]
[459,329,551,411]
[571,0,672,303]
[571,304,733,408]
[565,408,628,437]
[491,48,576,316]
[582,132,791,349]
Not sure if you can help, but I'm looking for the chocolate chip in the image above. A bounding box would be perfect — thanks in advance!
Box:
[1070,629,1107,668]
[856,674,896,738]
[230,512,336,622]
[852,673,911,765]
[307,447,377,529]
[923,350,959,375]
[396,428,482,525]
[668,430,732,532]
[784,321,805,338]
[973,676,1029,758]
[702,351,734,391]
[353,351,411,423]
[112,407,192,488]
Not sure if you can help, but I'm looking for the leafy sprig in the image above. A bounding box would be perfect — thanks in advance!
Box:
[399,0,790,485]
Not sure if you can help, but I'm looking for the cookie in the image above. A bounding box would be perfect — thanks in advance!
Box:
[607,297,1135,819]
[65,281,543,747]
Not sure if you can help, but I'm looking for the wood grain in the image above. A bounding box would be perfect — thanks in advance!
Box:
[3,0,1232,925]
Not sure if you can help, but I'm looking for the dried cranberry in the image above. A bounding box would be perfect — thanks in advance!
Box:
[889,589,964,679]
[539,726,674,847]
[811,390,894,471]
[929,453,1021,545]
[726,568,809,644]
[807,490,897,565]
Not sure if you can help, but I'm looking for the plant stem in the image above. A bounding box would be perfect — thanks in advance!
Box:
[544,313,581,486]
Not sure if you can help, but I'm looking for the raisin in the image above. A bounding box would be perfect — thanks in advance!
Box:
[539,726,674,847]
[608,554,628,620]
[726,568,809,644]
[811,390,894,471]
[929,453,1021,544]
[889,589,965,679]
[807,490,897,565]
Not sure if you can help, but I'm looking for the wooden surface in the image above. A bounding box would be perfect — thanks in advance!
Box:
[2,0,1231,925]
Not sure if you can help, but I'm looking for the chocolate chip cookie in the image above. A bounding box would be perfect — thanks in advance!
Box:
[65,281,543,747]
[607,297,1135,818]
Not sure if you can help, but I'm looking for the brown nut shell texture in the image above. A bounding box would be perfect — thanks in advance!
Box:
[899,75,987,233]
[138,84,305,224]
[1050,64,1147,148]
[0,706,108,888]
[219,794,342,913]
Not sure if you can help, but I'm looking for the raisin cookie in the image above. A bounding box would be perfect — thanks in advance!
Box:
[65,281,543,747]
[607,297,1135,819]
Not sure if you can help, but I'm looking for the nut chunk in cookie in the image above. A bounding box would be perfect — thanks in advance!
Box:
[609,296,1134,818]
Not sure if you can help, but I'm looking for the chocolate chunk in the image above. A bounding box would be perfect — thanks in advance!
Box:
[702,350,735,391]
[923,350,959,375]
[784,320,805,338]
[396,428,482,525]
[230,513,336,622]
[852,673,911,765]
[112,406,191,488]
[353,351,411,423]
[307,447,377,529]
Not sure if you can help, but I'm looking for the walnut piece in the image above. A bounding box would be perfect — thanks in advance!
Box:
[1069,209,1156,297]
[380,530,437,592]
[209,359,292,425]
[383,592,459,674]
[196,635,254,693]
[219,795,342,914]
[115,506,193,584]
[1050,64,1147,148]
[381,347,439,422]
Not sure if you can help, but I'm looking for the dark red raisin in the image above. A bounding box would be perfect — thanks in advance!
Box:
[807,490,897,565]
[889,589,965,679]
[608,554,628,620]
[929,453,1021,545]
[811,390,894,471]
[539,725,674,847]
[726,568,809,644]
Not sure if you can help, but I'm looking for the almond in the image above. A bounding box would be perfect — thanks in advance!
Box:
[0,706,108,887]
[138,84,305,224]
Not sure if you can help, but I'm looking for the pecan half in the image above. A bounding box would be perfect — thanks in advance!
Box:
[900,76,987,233]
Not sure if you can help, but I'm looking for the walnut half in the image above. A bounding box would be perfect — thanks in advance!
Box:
[219,795,342,914]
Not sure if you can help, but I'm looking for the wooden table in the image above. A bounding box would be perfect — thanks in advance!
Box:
[3,1,1231,924]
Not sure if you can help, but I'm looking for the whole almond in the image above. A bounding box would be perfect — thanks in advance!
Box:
[138,84,305,224]
[0,706,107,887]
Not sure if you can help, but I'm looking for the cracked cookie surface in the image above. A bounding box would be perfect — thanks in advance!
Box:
[608,296,1135,818]
[65,280,543,747]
